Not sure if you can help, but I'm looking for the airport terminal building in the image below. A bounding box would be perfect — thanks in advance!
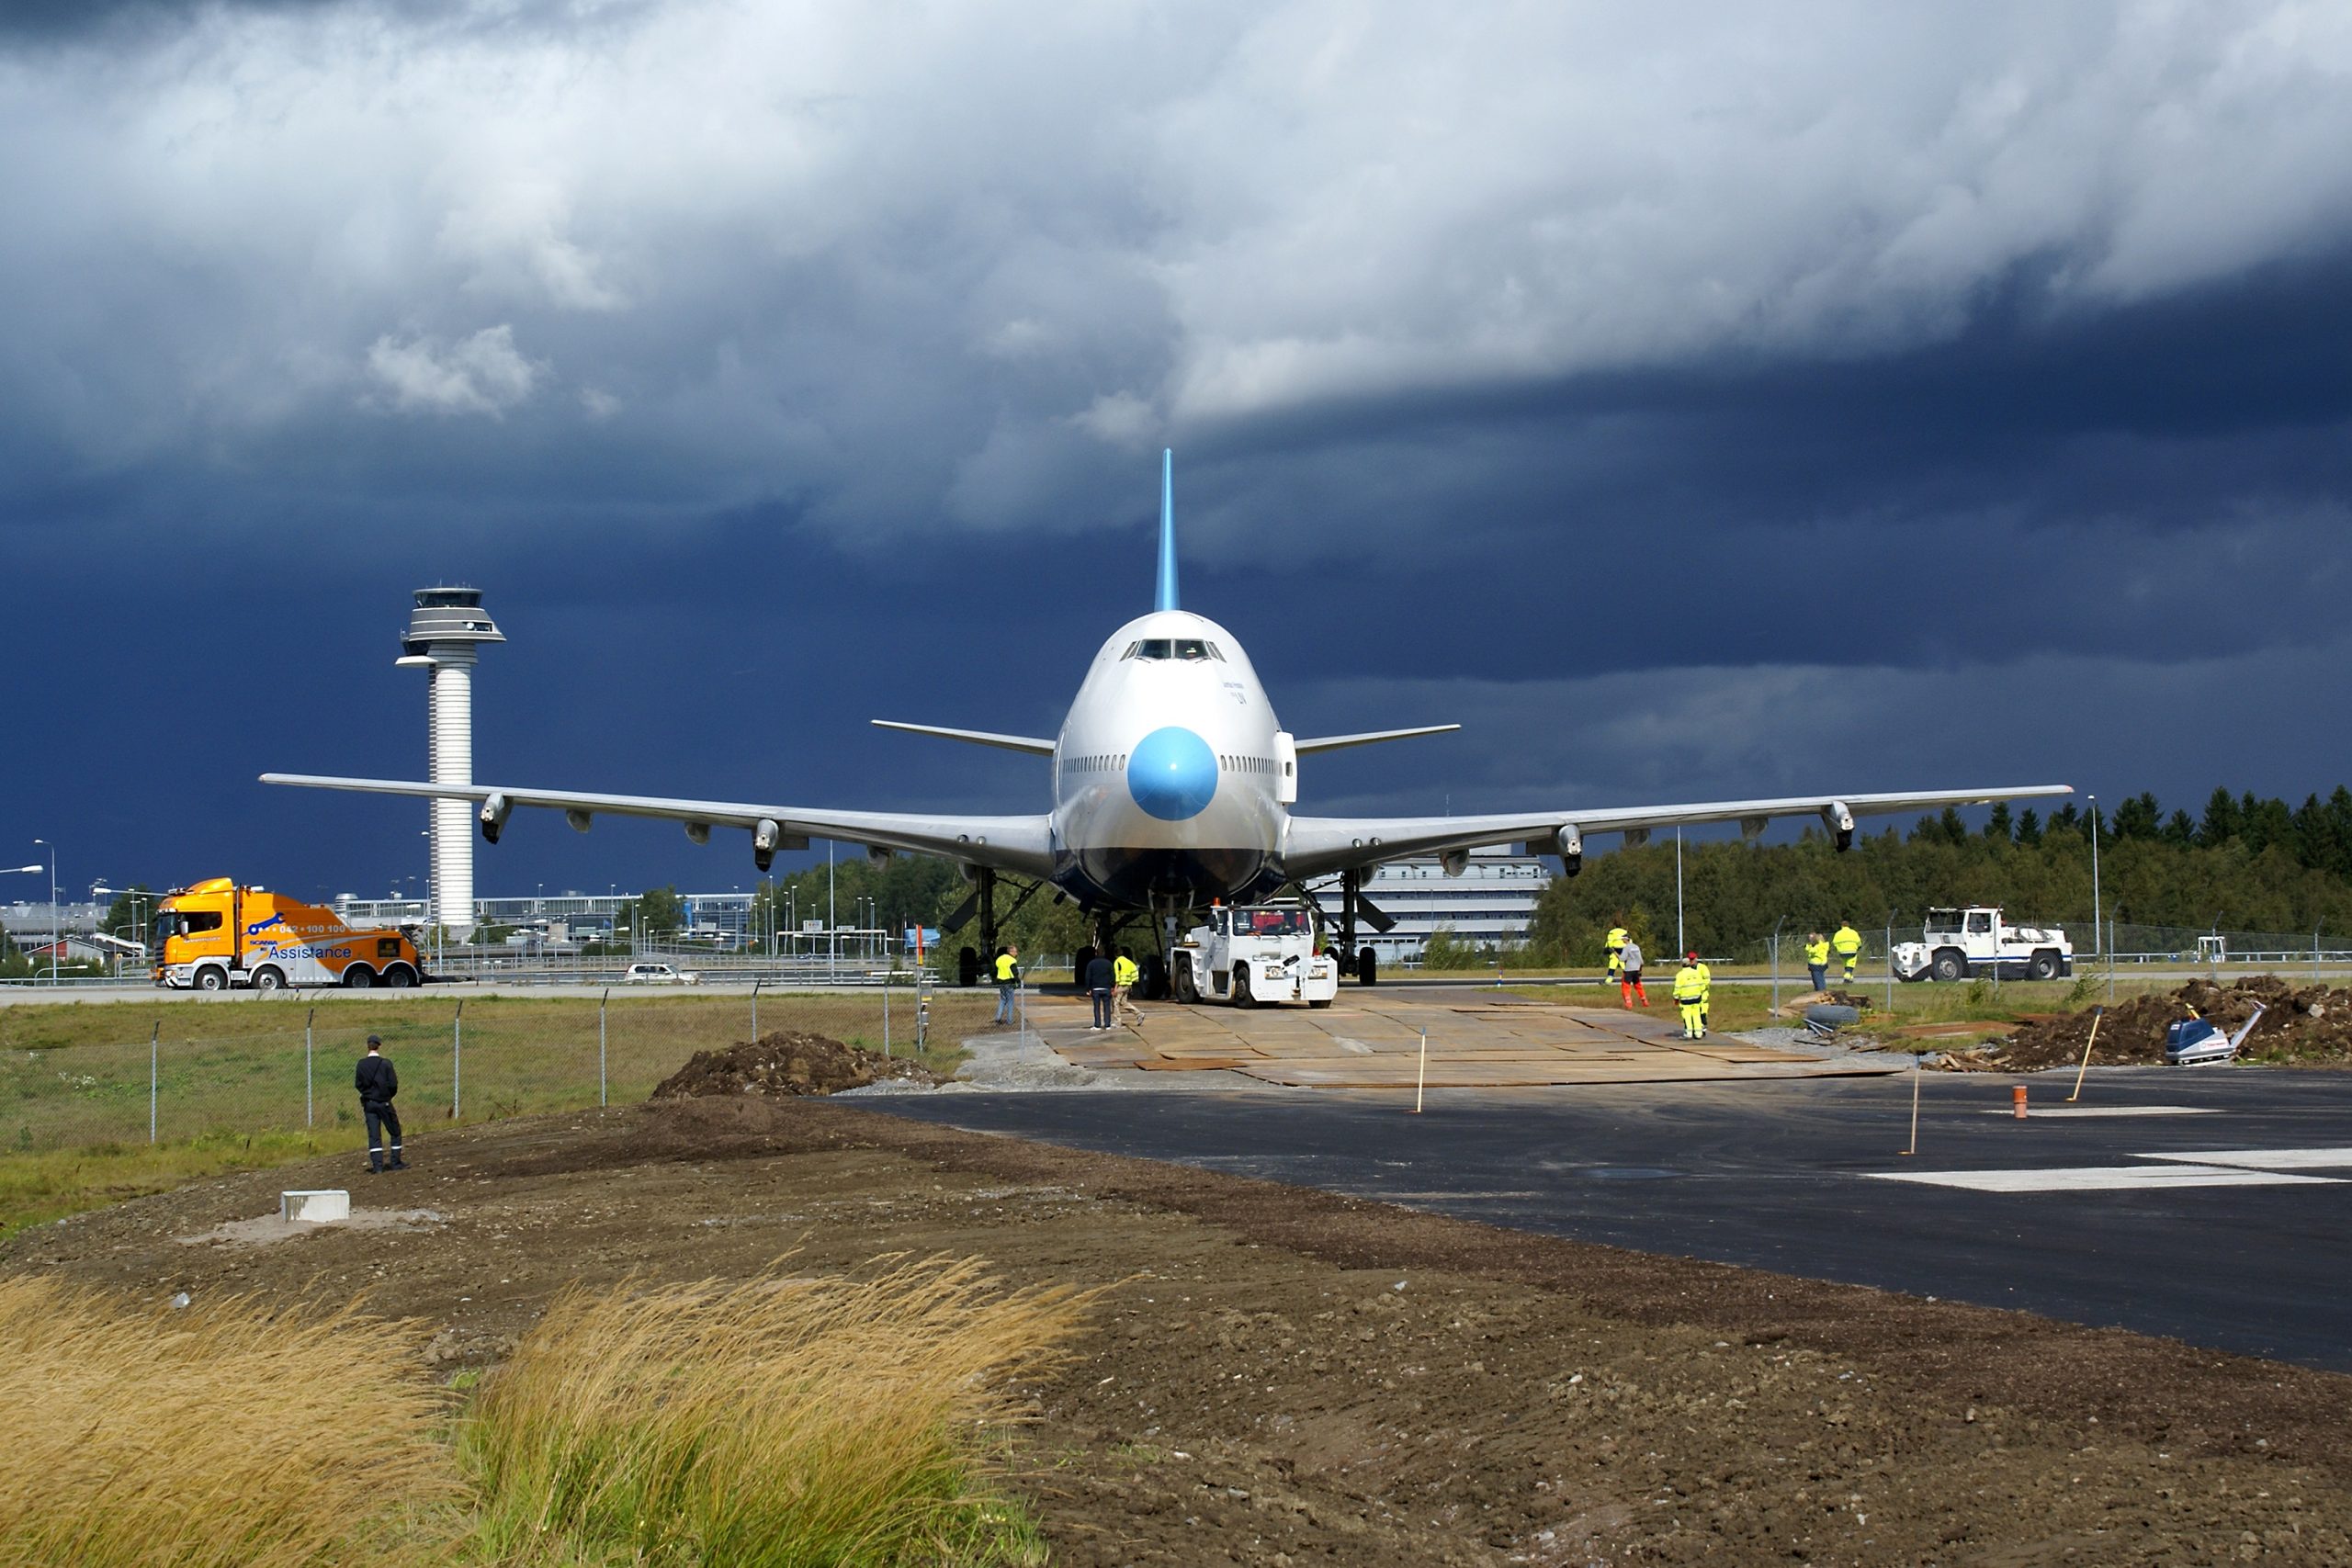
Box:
[1304,848,1550,966]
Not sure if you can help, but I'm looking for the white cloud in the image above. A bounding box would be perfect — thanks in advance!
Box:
[1071,390,1158,448]
[365,324,544,416]
[3,1,2350,531]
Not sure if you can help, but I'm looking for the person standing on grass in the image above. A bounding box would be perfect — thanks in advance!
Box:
[1085,949,1115,1030]
[355,1034,405,1174]
[1804,931,1830,993]
[1618,936,1648,1009]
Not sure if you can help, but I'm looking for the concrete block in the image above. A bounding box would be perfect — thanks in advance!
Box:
[281,1190,350,1224]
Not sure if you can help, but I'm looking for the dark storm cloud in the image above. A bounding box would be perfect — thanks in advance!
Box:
[8,1,2352,898]
[0,0,628,45]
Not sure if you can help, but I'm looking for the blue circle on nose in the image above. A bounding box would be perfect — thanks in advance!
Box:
[1126,727,1218,821]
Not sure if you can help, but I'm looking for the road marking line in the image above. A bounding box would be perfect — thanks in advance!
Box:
[1974,1106,2218,1117]
[2128,1147,2352,1170]
[1867,1165,2337,1192]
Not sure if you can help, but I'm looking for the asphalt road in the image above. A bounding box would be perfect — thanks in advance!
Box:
[869,1066,2352,1371]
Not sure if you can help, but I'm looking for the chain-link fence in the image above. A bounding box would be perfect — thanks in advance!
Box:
[0,985,974,1156]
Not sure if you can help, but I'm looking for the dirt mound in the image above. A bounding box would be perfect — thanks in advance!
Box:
[1943,976,2352,1071]
[650,1032,947,1099]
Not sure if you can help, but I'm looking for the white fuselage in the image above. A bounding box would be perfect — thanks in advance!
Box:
[1049,610,1289,909]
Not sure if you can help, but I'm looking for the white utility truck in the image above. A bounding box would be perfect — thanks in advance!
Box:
[1893,907,2073,983]
[1170,902,1338,1008]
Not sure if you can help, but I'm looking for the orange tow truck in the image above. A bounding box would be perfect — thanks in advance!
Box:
[153,879,424,992]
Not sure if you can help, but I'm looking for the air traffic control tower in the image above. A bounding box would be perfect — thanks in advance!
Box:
[397,586,503,939]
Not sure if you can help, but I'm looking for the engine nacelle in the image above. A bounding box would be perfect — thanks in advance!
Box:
[1822,799,1856,852]
[1555,824,1583,876]
[1440,849,1470,877]
[749,819,808,873]
[477,792,512,845]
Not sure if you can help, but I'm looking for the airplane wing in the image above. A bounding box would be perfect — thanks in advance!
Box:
[259,773,1056,878]
[870,720,1057,755]
[1294,725,1461,755]
[1284,784,2074,880]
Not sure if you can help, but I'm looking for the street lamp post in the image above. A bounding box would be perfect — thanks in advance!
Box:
[2086,794,2101,963]
[31,840,57,984]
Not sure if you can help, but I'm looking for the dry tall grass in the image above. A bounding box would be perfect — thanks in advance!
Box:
[458,1254,1091,1566]
[0,1275,453,1567]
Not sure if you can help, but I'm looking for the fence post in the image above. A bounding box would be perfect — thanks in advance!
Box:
[305,1007,314,1128]
[1883,918,1894,1016]
[599,987,609,1108]
[883,975,891,1058]
[452,999,464,1121]
[2108,919,2116,1004]
[752,979,763,1042]
[149,1021,159,1145]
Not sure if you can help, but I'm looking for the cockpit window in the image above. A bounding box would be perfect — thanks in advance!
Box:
[1125,637,1219,661]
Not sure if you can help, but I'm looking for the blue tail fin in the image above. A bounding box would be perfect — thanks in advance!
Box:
[1154,447,1179,613]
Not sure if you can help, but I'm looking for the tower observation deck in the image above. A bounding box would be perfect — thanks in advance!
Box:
[396,587,503,938]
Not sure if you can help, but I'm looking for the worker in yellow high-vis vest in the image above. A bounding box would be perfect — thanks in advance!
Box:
[1804,931,1830,992]
[1831,921,1862,984]
[993,942,1022,1023]
[1605,922,1628,985]
[1113,950,1143,1027]
[1672,952,1710,1040]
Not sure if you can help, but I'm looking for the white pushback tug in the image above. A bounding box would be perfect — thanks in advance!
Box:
[1168,901,1337,1008]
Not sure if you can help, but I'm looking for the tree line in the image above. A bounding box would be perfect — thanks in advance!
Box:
[1510,785,2352,966]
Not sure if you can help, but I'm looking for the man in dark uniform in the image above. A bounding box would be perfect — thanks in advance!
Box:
[1085,950,1115,1029]
[356,1033,406,1174]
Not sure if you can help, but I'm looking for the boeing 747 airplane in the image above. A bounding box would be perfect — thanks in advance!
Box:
[266,452,2069,987]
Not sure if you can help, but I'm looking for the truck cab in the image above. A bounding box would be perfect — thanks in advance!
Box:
[1169,901,1338,1008]
[1893,907,2072,983]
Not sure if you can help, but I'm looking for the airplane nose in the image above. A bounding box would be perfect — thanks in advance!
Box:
[1126,726,1218,821]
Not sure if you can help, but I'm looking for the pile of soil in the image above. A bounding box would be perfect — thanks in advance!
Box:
[1943,975,2352,1072]
[650,1032,947,1098]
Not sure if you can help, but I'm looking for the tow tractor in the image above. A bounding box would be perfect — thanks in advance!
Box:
[1169,901,1338,1008]
[1892,906,2073,983]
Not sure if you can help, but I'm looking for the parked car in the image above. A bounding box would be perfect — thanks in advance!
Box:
[621,962,700,986]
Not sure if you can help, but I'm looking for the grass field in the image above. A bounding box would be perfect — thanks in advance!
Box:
[0,988,993,1239]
